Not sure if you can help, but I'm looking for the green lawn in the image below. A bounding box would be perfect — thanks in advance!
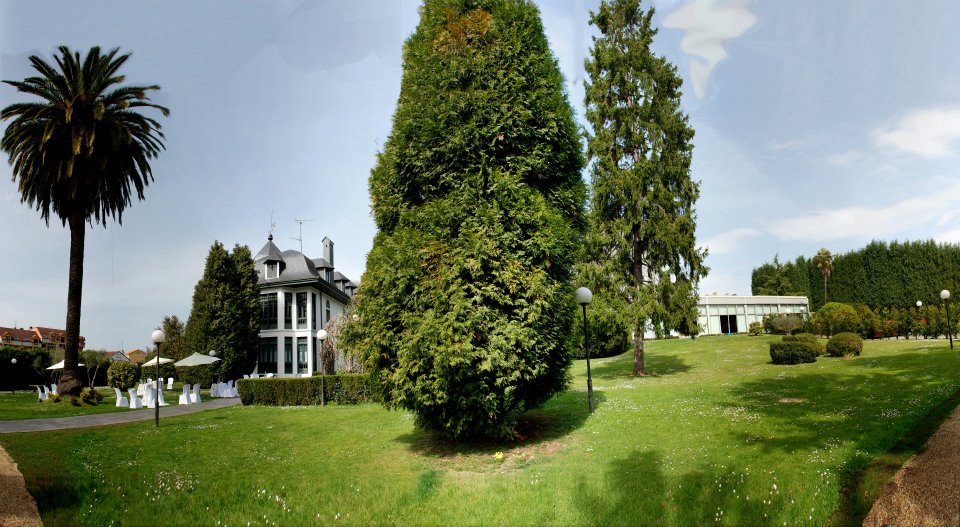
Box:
[0,388,129,420]
[2,335,958,526]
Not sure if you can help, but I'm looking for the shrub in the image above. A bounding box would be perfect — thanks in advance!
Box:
[107,362,138,390]
[762,313,804,335]
[826,332,863,357]
[238,374,372,406]
[176,364,217,389]
[769,341,819,365]
[748,322,764,336]
[852,304,881,339]
[811,302,860,337]
[79,387,104,405]
[782,333,824,355]
[571,304,630,359]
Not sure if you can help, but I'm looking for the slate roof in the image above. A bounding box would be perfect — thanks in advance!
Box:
[253,236,355,302]
[254,235,285,262]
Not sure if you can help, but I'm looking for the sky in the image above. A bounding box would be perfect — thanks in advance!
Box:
[2,0,960,350]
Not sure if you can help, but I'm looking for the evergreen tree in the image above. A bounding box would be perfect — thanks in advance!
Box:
[341,0,586,439]
[158,315,186,360]
[582,0,706,376]
[183,242,260,381]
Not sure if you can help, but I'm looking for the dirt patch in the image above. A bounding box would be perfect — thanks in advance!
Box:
[778,398,805,404]
[0,445,41,527]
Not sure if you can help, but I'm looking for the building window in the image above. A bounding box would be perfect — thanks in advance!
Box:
[297,292,308,328]
[266,262,279,279]
[312,293,317,330]
[297,337,307,374]
[260,293,278,330]
[325,270,333,283]
[259,337,277,374]
[285,293,293,329]
[285,337,293,374]
[325,299,331,324]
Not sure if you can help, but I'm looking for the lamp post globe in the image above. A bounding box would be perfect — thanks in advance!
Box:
[942,290,954,350]
[576,287,595,413]
[317,329,328,406]
[151,329,165,427]
[917,301,922,308]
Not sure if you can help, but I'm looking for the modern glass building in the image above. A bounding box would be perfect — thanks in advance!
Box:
[697,295,809,335]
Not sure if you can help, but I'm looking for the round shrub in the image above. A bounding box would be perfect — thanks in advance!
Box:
[79,387,103,405]
[826,332,863,357]
[782,333,825,355]
[748,322,764,336]
[769,341,819,365]
[571,307,630,359]
[812,302,860,337]
[107,361,138,390]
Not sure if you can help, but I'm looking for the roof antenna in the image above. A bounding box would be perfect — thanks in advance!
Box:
[293,219,314,254]
[268,210,277,241]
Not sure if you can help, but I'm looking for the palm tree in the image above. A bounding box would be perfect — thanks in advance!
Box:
[813,248,833,307]
[1,46,168,395]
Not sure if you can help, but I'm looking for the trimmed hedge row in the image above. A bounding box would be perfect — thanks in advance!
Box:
[237,374,372,406]
[769,341,820,365]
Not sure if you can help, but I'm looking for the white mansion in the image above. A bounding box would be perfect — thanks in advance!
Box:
[254,235,356,376]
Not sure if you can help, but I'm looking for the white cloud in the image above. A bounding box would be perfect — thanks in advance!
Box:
[935,228,960,244]
[873,105,960,158]
[701,227,761,255]
[767,138,808,152]
[767,181,960,242]
[826,150,864,167]
[661,0,759,99]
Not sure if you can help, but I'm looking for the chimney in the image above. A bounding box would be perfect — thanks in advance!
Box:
[323,237,334,267]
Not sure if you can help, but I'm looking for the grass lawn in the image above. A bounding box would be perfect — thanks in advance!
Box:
[0,383,190,421]
[2,335,959,526]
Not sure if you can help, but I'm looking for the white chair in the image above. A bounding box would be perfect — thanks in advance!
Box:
[190,383,201,404]
[178,385,191,405]
[127,388,143,409]
[166,377,174,390]
[210,383,220,398]
[36,386,48,402]
[50,384,58,396]
[144,387,157,408]
[42,385,52,399]
[222,380,234,397]
[265,373,274,378]
[157,387,168,407]
[243,374,249,379]
[113,387,129,407]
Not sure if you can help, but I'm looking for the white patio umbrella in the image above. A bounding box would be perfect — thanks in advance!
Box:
[140,356,174,368]
[174,352,221,367]
[46,360,85,370]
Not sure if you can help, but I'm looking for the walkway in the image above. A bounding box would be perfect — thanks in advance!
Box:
[0,398,240,434]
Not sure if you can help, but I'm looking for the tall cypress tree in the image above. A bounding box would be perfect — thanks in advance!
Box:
[183,241,260,381]
[582,0,706,376]
[342,0,586,439]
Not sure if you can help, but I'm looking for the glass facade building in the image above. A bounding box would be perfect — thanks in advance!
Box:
[697,295,809,335]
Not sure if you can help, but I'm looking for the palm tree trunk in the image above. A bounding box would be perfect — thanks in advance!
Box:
[823,275,828,306]
[59,207,86,396]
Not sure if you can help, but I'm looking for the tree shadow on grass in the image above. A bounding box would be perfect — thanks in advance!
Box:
[394,390,607,459]
[720,351,960,525]
[588,352,691,381]
[573,450,775,526]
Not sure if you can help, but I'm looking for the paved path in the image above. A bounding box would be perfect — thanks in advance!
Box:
[0,398,241,434]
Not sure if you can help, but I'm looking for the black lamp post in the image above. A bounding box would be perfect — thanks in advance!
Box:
[9,358,16,394]
[151,329,166,427]
[942,290,953,350]
[576,287,594,414]
[916,301,922,340]
[318,329,327,406]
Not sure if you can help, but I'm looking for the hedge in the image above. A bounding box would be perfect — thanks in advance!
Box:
[237,374,372,406]
[769,341,819,365]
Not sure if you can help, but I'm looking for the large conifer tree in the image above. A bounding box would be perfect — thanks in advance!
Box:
[342,0,586,438]
[183,242,260,381]
[583,0,707,376]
